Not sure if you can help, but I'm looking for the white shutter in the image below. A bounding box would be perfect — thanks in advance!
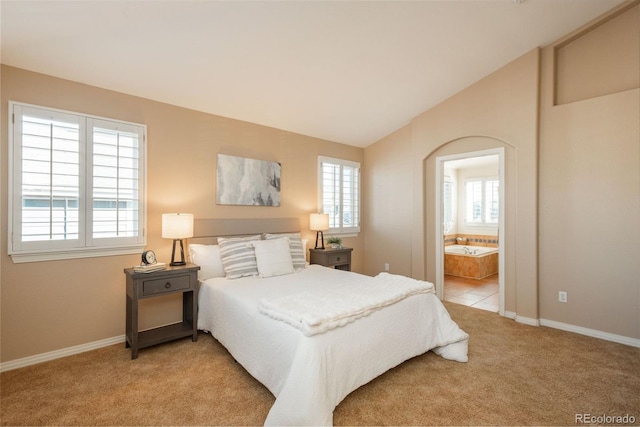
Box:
[342,164,359,229]
[485,180,499,224]
[318,156,361,234]
[321,161,341,228]
[88,119,144,246]
[443,180,454,233]
[465,177,499,226]
[9,102,146,262]
[11,105,85,251]
[466,180,483,224]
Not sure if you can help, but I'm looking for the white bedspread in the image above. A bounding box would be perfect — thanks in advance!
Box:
[258,272,434,336]
[198,265,468,426]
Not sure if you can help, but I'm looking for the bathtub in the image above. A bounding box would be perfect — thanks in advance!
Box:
[445,245,498,279]
[445,245,498,256]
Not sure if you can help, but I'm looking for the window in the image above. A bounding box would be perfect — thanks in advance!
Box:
[318,156,360,234]
[465,177,499,226]
[442,178,454,234]
[9,102,146,262]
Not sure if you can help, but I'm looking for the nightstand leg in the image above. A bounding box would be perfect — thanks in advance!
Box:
[183,290,198,342]
[127,294,139,359]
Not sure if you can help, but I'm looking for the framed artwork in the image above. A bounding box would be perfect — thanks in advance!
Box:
[216,154,281,206]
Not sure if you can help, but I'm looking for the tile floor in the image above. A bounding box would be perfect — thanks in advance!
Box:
[444,274,499,312]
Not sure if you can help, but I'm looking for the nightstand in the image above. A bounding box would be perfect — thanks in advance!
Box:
[309,247,353,271]
[123,263,200,359]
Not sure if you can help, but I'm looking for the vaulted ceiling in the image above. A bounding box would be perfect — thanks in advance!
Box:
[1,0,625,147]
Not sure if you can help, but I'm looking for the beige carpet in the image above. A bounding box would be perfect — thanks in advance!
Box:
[2,302,639,426]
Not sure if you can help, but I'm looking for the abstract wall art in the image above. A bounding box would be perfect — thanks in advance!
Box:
[216,154,281,206]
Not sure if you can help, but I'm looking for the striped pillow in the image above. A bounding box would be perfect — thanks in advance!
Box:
[264,233,306,270]
[218,235,262,279]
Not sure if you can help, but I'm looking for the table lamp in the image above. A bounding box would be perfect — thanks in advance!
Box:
[310,213,329,249]
[162,213,194,266]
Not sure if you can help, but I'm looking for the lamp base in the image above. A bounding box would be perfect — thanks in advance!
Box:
[170,239,187,266]
[314,231,325,250]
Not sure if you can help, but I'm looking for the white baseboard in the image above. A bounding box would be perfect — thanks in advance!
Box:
[539,319,640,348]
[503,310,516,320]
[504,311,540,326]
[515,315,540,326]
[502,311,640,348]
[0,335,125,372]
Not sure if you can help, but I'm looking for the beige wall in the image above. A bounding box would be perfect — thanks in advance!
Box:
[0,66,363,363]
[362,124,413,275]
[555,4,639,104]
[364,1,640,340]
[538,3,640,339]
[364,49,539,319]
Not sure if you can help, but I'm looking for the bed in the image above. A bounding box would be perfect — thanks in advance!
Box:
[190,219,469,426]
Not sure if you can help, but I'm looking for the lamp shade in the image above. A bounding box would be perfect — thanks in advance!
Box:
[162,213,194,239]
[310,213,329,231]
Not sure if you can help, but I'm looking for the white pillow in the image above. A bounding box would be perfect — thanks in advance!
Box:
[264,233,306,270]
[251,238,294,278]
[218,235,262,279]
[188,244,225,280]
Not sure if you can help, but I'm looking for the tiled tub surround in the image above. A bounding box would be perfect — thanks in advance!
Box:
[444,234,499,247]
[444,245,499,279]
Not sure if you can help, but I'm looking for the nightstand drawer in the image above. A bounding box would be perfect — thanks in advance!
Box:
[143,275,190,296]
[327,252,350,265]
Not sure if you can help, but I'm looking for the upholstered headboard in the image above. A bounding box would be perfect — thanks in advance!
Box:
[191,218,301,244]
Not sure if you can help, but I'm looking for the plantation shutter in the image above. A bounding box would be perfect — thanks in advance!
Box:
[465,177,499,226]
[12,106,84,250]
[466,180,483,224]
[321,161,341,228]
[89,119,142,243]
[485,179,499,224]
[443,179,454,233]
[9,102,146,262]
[319,157,360,234]
[341,163,359,229]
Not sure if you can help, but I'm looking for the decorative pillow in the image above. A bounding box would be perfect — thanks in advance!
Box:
[217,235,262,279]
[264,233,306,270]
[188,244,225,281]
[251,237,294,278]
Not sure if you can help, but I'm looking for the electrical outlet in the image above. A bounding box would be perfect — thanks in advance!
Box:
[559,291,568,303]
[384,263,390,272]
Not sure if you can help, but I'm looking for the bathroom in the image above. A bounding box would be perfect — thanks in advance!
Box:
[442,154,500,312]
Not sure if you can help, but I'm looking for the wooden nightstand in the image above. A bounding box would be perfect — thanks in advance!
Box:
[309,247,353,271]
[123,263,200,359]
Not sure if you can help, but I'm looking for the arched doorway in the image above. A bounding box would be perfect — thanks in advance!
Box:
[423,136,515,318]
[435,148,505,316]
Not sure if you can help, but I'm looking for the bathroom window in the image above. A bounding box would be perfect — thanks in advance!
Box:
[465,177,499,226]
[443,178,454,234]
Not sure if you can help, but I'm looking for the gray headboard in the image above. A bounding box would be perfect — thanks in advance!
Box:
[191,218,301,244]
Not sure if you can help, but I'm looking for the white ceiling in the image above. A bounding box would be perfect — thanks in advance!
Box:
[445,154,499,171]
[1,0,625,147]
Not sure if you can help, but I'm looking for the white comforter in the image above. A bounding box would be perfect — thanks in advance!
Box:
[198,265,468,426]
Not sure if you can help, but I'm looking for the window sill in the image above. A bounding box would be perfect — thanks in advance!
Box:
[10,245,146,263]
[326,231,360,239]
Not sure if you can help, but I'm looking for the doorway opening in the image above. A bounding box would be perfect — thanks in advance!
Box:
[435,148,505,315]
